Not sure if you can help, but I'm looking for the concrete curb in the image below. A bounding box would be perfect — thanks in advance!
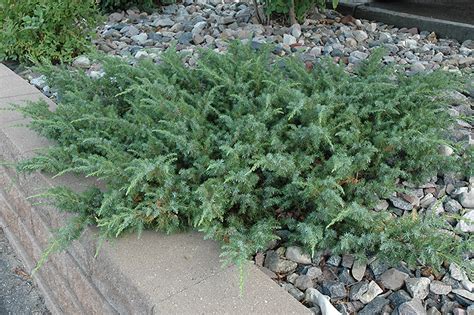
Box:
[0,63,311,314]
[336,3,474,42]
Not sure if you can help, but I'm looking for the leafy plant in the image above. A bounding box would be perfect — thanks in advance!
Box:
[17,43,473,275]
[0,0,100,63]
[257,0,339,24]
[97,0,175,12]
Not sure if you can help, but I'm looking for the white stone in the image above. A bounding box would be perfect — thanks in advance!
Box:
[134,51,149,59]
[406,277,431,299]
[359,281,383,304]
[457,210,474,233]
[283,34,297,46]
[131,33,148,45]
[285,246,312,264]
[291,23,302,38]
[353,30,368,42]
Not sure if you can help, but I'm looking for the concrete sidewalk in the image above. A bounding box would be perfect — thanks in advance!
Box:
[0,63,311,314]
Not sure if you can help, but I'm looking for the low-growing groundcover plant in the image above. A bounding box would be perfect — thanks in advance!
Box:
[17,44,473,277]
[0,0,100,63]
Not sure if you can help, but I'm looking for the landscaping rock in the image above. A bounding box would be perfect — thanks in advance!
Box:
[73,56,91,68]
[359,281,383,304]
[264,250,297,274]
[350,281,369,301]
[283,34,297,46]
[353,30,368,42]
[389,290,412,307]
[281,283,305,301]
[294,275,314,291]
[452,289,474,306]
[358,296,390,315]
[444,199,463,213]
[322,281,347,300]
[398,299,426,315]
[285,246,312,264]
[450,263,468,282]
[379,268,409,290]
[429,280,452,295]
[390,196,413,211]
[327,255,341,267]
[457,187,474,208]
[457,210,474,233]
[351,259,366,281]
[306,267,323,280]
[406,277,431,299]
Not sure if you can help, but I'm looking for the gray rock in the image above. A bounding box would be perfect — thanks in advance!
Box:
[370,259,389,277]
[390,196,413,211]
[410,62,426,74]
[420,193,437,208]
[429,280,452,295]
[264,250,297,274]
[72,56,91,68]
[406,277,431,299]
[358,297,390,315]
[458,188,474,208]
[349,51,369,64]
[134,51,149,59]
[351,259,366,281]
[285,246,312,264]
[153,17,175,27]
[350,281,369,301]
[427,306,441,315]
[308,46,322,57]
[444,199,463,213]
[327,255,341,267]
[339,268,356,285]
[438,144,454,156]
[359,281,383,304]
[125,25,140,37]
[322,281,347,300]
[192,33,205,44]
[295,275,314,291]
[108,12,124,23]
[281,282,305,301]
[389,290,412,307]
[374,200,389,211]
[30,75,47,89]
[457,210,474,233]
[379,268,409,290]
[306,267,323,280]
[398,299,426,315]
[131,33,148,45]
[341,254,354,268]
[287,273,298,284]
[353,30,369,42]
[283,34,297,46]
[452,289,474,305]
[192,21,207,36]
[291,23,302,38]
[178,32,193,45]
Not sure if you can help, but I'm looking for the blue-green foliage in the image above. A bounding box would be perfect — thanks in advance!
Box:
[18,43,473,273]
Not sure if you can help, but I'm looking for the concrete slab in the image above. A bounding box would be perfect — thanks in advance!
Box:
[0,75,39,99]
[0,63,16,78]
[0,93,55,125]
[0,64,312,314]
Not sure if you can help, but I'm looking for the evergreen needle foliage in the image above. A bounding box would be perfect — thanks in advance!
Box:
[17,43,473,275]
